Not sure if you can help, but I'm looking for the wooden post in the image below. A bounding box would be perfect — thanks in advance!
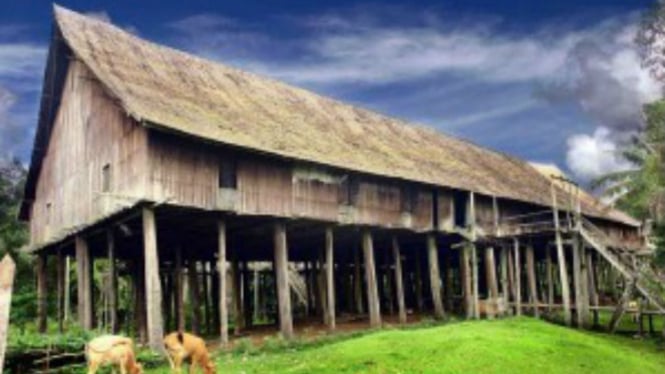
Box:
[609,277,635,333]
[202,262,211,334]
[513,239,522,316]
[274,222,293,339]
[546,246,554,313]
[526,245,539,318]
[56,249,65,332]
[507,247,515,307]
[217,220,229,345]
[36,253,47,333]
[174,247,185,331]
[427,234,445,319]
[142,207,164,351]
[107,230,118,333]
[231,259,243,334]
[353,248,364,314]
[414,248,424,312]
[189,259,202,334]
[75,236,93,329]
[551,183,572,326]
[572,236,589,327]
[325,227,336,331]
[485,247,499,299]
[470,243,479,319]
[461,243,472,319]
[362,230,381,328]
[392,237,407,324]
[64,255,71,324]
[587,251,599,326]
[0,255,17,374]
[499,246,508,311]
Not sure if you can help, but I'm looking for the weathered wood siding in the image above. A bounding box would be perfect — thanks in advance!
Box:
[30,60,149,245]
[145,133,433,230]
[475,195,496,235]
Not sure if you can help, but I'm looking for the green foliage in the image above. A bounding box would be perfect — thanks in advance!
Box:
[593,100,665,267]
[0,158,34,326]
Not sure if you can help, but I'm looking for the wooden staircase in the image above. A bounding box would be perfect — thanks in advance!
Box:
[580,217,665,312]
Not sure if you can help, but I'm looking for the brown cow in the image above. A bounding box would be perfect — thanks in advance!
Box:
[85,335,143,374]
[164,331,216,374]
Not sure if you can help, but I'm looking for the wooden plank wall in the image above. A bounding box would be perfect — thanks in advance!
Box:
[30,60,148,246]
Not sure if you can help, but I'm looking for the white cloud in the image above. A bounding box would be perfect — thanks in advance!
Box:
[0,43,45,78]
[566,127,632,180]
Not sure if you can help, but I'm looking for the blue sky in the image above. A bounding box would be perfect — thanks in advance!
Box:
[0,0,661,184]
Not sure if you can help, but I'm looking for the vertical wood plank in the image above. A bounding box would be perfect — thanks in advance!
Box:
[274,222,293,339]
[551,184,572,326]
[513,239,522,316]
[56,249,65,332]
[175,247,185,331]
[107,230,118,333]
[217,220,229,345]
[499,246,508,313]
[392,237,407,324]
[427,234,445,319]
[36,254,47,333]
[142,207,164,351]
[485,247,498,319]
[362,230,381,328]
[190,259,202,334]
[461,244,472,319]
[526,245,539,318]
[75,236,93,329]
[353,248,364,314]
[546,246,554,313]
[325,227,336,330]
[471,243,479,319]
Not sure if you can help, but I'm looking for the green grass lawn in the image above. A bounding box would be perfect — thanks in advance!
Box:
[145,317,665,373]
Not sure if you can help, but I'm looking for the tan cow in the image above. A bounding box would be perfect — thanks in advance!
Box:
[85,335,143,374]
[164,331,216,374]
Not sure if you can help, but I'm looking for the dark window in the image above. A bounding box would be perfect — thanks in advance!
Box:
[401,185,418,213]
[219,158,237,189]
[338,175,360,205]
[102,164,111,192]
[453,190,468,227]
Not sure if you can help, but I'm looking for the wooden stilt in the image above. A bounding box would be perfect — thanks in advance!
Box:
[64,255,71,324]
[526,245,539,318]
[353,248,364,314]
[546,246,554,313]
[461,243,472,319]
[274,222,293,339]
[587,251,599,326]
[572,235,588,327]
[499,246,508,314]
[392,237,407,324]
[362,230,381,328]
[107,230,118,333]
[75,236,93,329]
[507,247,515,309]
[56,249,65,332]
[609,277,635,333]
[318,249,328,325]
[243,262,252,329]
[142,207,164,351]
[471,243,479,319]
[415,248,424,313]
[427,234,445,319]
[189,259,202,334]
[231,258,243,334]
[217,220,229,345]
[513,239,522,316]
[36,253,47,333]
[325,227,336,330]
[551,184,572,326]
[485,247,499,299]
[175,247,185,331]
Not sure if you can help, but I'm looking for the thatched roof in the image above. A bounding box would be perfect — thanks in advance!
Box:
[23,5,639,227]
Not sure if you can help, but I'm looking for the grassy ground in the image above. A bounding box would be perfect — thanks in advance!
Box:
[143,317,665,374]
